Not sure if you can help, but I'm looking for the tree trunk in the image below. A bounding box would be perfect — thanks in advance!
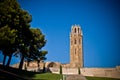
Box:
[19,55,24,70]
[6,54,12,66]
[3,55,7,66]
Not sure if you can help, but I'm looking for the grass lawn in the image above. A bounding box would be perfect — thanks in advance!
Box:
[1,65,120,80]
[32,73,63,80]
[86,76,120,80]
[0,65,63,80]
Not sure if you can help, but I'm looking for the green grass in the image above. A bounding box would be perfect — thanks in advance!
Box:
[32,73,63,80]
[86,76,120,80]
[1,65,120,80]
[0,65,63,80]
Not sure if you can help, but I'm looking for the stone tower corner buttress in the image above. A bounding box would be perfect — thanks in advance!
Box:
[70,24,83,68]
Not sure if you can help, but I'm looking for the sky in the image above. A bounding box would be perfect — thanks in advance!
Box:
[0,0,120,68]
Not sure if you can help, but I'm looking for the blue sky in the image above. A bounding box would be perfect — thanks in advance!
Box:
[0,0,120,67]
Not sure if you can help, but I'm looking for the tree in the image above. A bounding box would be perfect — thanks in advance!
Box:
[0,0,32,66]
[30,29,47,64]
[0,0,20,66]
[16,10,32,69]
[78,67,81,75]
[18,28,47,70]
[0,26,17,65]
[0,0,20,28]
[0,0,48,69]
[60,65,62,74]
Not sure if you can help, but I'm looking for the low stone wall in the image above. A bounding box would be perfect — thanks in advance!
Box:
[62,68,78,74]
[49,68,60,74]
[47,67,120,79]
[80,68,120,79]
[11,63,120,79]
[27,67,38,72]
[48,67,78,74]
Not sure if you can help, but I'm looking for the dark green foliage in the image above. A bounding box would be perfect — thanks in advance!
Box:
[0,26,17,65]
[26,28,47,68]
[0,26,17,49]
[18,29,47,70]
[0,0,20,28]
[59,65,62,74]
[0,0,47,68]
[78,67,81,74]
[0,0,32,67]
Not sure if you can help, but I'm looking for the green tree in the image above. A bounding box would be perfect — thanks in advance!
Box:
[0,0,47,69]
[18,28,47,70]
[78,67,81,74]
[0,26,17,65]
[0,0,20,66]
[60,65,62,74]
[29,29,47,68]
[0,0,32,66]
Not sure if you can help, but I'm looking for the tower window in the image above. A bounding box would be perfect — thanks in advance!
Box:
[74,28,76,33]
[71,41,73,45]
[74,39,76,44]
[79,39,80,44]
[75,48,76,54]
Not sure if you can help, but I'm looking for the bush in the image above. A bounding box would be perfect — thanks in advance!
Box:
[78,67,81,74]
[59,65,62,74]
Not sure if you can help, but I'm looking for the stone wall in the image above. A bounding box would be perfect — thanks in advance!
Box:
[11,62,120,79]
[47,67,78,74]
[47,67,120,79]
[80,68,120,79]
[62,68,78,74]
[49,68,60,74]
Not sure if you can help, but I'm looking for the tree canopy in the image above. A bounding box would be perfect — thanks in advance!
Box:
[0,0,47,69]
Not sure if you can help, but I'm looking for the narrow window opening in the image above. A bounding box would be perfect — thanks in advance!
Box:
[74,39,76,44]
[71,41,73,45]
[74,28,76,33]
[78,28,79,33]
[79,39,81,44]
[75,49,76,54]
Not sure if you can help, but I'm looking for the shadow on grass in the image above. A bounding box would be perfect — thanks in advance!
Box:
[0,64,46,80]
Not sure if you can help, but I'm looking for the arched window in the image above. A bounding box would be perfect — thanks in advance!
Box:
[71,41,73,45]
[78,28,79,33]
[75,48,76,54]
[79,39,81,44]
[74,28,76,33]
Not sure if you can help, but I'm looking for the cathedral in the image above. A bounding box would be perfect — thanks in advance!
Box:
[70,24,83,68]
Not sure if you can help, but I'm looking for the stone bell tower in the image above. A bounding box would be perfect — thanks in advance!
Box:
[70,24,83,68]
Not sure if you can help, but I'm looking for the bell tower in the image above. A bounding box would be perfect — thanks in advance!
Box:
[70,24,83,67]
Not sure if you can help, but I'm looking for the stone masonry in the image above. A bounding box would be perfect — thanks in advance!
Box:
[70,24,83,68]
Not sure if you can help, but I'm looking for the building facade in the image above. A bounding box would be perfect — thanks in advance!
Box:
[70,24,83,67]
